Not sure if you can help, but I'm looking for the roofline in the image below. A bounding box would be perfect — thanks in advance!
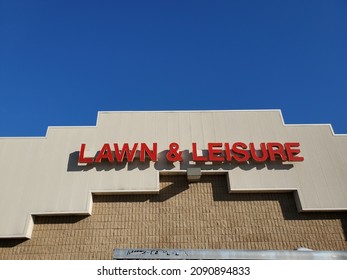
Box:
[0,109,346,139]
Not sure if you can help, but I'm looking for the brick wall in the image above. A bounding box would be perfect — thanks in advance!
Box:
[0,174,346,259]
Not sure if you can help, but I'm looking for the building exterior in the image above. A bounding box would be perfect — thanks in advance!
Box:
[0,110,346,259]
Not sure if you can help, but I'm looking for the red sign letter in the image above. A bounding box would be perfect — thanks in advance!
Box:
[232,142,250,162]
[267,142,287,161]
[285,142,304,161]
[78,144,94,164]
[192,143,208,162]
[95,144,114,163]
[208,143,224,162]
[114,143,138,162]
[140,143,157,162]
[249,142,268,162]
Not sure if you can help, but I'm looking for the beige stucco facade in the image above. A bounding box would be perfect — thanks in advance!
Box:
[0,110,346,258]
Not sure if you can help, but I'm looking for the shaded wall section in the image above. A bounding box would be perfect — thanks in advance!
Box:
[0,175,346,259]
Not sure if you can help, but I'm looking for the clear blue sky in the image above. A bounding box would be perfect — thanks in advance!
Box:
[1,0,346,136]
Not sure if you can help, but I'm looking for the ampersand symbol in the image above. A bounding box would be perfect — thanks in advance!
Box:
[166,142,183,162]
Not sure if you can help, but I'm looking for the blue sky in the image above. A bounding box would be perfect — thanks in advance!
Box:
[1,0,346,136]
